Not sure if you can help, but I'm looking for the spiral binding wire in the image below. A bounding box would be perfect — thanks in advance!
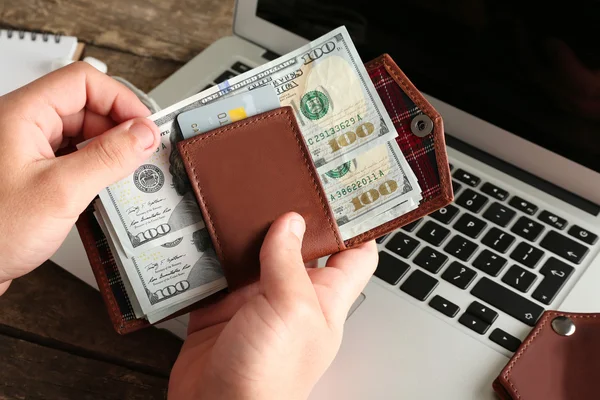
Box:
[2,28,63,43]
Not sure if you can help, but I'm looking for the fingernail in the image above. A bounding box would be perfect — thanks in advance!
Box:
[130,122,156,150]
[288,215,306,240]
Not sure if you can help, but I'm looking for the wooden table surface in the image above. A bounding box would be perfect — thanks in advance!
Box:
[0,0,234,398]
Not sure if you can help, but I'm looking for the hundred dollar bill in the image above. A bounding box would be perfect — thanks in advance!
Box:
[96,199,227,322]
[152,25,399,174]
[94,201,224,323]
[77,131,208,257]
[95,202,228,318]
[322,141,422,240]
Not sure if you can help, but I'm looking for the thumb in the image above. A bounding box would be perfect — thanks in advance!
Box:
[59,117,159,206]
[259,212,316,301]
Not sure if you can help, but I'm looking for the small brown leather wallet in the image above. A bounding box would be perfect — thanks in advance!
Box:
[493,310,600,400]
[74,53,453,334]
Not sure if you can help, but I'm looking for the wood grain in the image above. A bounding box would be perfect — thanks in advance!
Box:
[0,334,168,399]
[82,45,183,93]
[0,0,236,62]
[0,261,182,377]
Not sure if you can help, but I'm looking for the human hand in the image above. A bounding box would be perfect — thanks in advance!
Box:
[168,212,378,400]
[0,62,159,295]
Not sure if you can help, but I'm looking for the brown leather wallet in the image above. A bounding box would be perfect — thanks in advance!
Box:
[74,53,453,334]
[493,310,600,400]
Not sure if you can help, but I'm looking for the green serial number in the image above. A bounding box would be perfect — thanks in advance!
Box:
[329,170,385,202]
[307,114,362,146]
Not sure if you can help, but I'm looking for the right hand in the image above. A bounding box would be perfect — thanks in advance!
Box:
[168,212,378,400]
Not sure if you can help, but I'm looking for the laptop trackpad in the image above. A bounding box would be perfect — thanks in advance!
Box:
[310,281,509,400]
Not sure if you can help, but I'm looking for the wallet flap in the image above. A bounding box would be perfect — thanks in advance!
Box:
[345,54,452,246]
[495,310,600,400]
[177,106,345,289]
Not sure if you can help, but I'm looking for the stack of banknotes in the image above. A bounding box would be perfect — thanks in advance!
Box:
[84,26,422,323]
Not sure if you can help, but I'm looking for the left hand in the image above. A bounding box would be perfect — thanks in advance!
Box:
[0,62,160,295]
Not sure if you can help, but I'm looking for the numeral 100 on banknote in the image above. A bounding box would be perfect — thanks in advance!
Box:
[351,179,399,211]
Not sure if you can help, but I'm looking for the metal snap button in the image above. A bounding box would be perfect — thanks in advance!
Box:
[551,316,576,336]
[411,114,433,137]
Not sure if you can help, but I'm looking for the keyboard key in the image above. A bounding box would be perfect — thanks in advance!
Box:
[459,313,490,334]
[453,213,487,238]
[230,61,251,73]
[430,205,460,224]
[441,261,477,289]
[472,250,507,276]
[510,242,544,269]
[453,169,481,187]
[449,163,454,171]
[200,83,213,92]
[508,196,538,215]
[401,219,423,232]
[482,202,516,227]
[444,236,478,261]
[532,257,575,305]
[471,277,545,326]
[452,180,463,194]
[568,225,598,245]
[413,247,448,274]
[489,328,521,352]
[466,301,498,324]
[416,221,450,246]
[375,234,391,244]
[540,231,589,264]
[480,182,509,201]
[400,270,439,301]
[511,216,545,242]
[482,228,515,253]
[501,265,537,292]
[429,295,460,317]
[456,189,489,213]
[385,232,420,259]
[374,252,410,285]
[538,210,567,230]
[214,70,237,84]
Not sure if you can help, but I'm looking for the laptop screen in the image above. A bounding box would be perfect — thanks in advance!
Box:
[256,1,600,173]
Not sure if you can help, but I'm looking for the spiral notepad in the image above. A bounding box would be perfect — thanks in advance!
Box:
[0,29,80,96]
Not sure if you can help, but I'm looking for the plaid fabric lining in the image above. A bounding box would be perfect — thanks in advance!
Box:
[369,65,441,203]
[87,63,443,326]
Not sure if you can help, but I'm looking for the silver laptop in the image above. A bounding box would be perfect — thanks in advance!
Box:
[52,1,600,399]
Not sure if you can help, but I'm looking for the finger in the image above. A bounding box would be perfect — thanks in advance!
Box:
[313,240,378,323]
[259,212,317,302]
[62,109,117,139]
[54,117,159,210]
[187,283,260,334]
[5,61,150,144]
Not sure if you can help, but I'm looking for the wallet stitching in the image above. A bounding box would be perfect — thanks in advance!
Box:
[504,312,598,399]
[180,108,342,257]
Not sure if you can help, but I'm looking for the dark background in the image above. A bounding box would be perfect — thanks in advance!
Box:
[258,0,600,172]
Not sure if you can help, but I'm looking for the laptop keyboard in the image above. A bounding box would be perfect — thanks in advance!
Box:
[374,163,598,353]
[198,61,253,93]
